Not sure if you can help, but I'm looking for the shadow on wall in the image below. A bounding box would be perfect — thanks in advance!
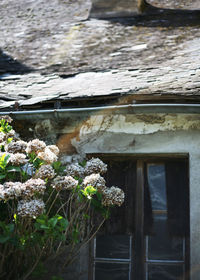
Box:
[0,49,32,75]
[108,4,200,27]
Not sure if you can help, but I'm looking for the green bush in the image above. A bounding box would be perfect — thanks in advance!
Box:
[0,116,125,280]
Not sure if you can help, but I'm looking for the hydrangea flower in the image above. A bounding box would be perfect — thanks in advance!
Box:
[0,132,6,143]
[9,153,28,165]
[102,186,125,207]
[84,158,107,175]
[6,140,28,154]
[5,140,27,153]
[23,178,46,198]
[26,139,46,154]
[83,173,106,192]
[65,163,84,178]
[17,199,45,218]
[47,145,59,156]
[53,176,78,191]
[35,164,55,179]
[37,147,57,164]
[0,115,13,123]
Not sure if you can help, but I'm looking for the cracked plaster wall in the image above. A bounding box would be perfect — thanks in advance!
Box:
[72,113,200,280]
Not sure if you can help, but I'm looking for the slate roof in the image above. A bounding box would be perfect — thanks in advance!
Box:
[0,0,200,110]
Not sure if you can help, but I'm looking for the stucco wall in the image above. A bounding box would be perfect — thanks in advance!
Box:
[15,112,200,280]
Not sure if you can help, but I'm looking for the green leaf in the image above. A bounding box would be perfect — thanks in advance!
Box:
[0,174,6,180]
[7,166,21,172]
[48,217,58,228]
[59,218,68,230]
[36,219,46,225]
[40,225,49,230]
[7,138,13,144]
[0,235,10,243]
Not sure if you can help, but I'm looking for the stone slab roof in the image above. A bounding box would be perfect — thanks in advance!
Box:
[0,0,200,110]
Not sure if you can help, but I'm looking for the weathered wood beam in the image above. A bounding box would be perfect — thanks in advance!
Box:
[89,0,149,18]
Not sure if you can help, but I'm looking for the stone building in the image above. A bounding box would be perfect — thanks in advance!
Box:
[0,0,200,279]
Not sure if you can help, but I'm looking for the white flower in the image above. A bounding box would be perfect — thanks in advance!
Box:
[53,176,78,191]
[35,164,55,179]
[102,186,125,207]
[83,173,105,191]
[6,140,27,154]
[9,153,28,165]
[37,147,57,164]
[17,199,45,218]
[84,158,107,175]
[23,178,46,198]
[6,129,19,140]
[47,145,59,156]
[0,115,13,123]
[65,163,84,178]
[26,139,46,154]
[0,182,25,200]
[0,132,6,143]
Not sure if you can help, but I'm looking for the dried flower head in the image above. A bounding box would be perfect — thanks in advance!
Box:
[65,163,84,178]
[9,153,28,165]
[6,129,20,140]
[83,173,106,192]
[102,186,125,207]
[0,115,13,123]
[53,176,78,191]
[35,164,55,179]
[37,147,57,164]
[0,184,5,200]
[0,132,6,143]
[0,183,14,200]
[6,140,27,154]
[84,158,107,175]
[17,199,45,218]
[23,178,46,198]
[26,139,46,154]
[47,145,59,156]
[3,182,25,198]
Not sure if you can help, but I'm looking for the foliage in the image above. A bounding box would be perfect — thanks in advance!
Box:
[0,116,125,280]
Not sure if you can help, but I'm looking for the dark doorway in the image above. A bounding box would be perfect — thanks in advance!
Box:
[91,156,190,280]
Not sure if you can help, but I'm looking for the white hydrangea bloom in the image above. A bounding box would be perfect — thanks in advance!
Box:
[84,158,107,175]
[83,173,105,191]
[6,140,27,154]
[4,182,26,199]
[23,178,46,198]
[102,186,125,207]
[0,132,6,143]
[0,183,14,200]
[17,199,45,218]
[26,139,46,154]
[0,184,5,200]
[6,129,20,140]
[9,153,28,165]
[37,147,57,164]
[65,163,84,178]
[35,164,55,179]
[53,176,78,191]
[0,115,13,123]
[47,145,59,156]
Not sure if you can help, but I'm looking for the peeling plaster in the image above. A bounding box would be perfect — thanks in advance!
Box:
[79,114,200,137]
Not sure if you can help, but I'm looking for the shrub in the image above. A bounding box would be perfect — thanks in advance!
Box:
[0,116,124,280]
